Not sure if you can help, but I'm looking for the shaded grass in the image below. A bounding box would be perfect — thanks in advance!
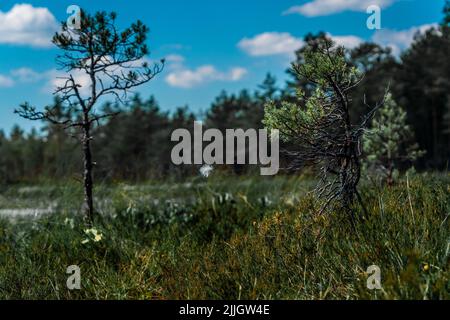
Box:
[0,173,448,299]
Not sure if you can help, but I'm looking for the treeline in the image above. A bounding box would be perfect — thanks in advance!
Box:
[1,5,449,183]
[0,85,273,183]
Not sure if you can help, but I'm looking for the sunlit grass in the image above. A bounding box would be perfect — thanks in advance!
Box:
[0,173,448,299]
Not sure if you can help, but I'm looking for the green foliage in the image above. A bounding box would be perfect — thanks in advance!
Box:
[443,0,450,27]
[256,73,279,101]
[349,43,398,124]
[0,174,448,299]
[54,11,149,63]
[265,38,371,214]
[363,93,425,184]
[285,32,329,98]
[264,39,360,142]
[206,89,264,131]
[264,88,322,142]
[394,21,450,167]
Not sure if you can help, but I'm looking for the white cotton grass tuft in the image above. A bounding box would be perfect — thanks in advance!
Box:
[199,165,214,178]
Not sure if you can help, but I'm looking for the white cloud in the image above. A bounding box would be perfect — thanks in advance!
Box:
[0,75,14,87]
[0,4,59,48]
[7,67,91,94]
[329,34,364,49]
[7,56,162,94]
[239,32,363,58]
[164,53,247,88]
[238,32,303,57]
[165,54,186,71]
[229,67,248,81]
[372,23,438,56]
[165,65,247,88]
[165,54,185,63]
[238,24,437,60]
[11,68,41,82]
[39,69,91,95]
[284,0,395,17]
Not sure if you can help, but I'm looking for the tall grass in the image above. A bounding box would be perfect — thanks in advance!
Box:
[0,173,448,299]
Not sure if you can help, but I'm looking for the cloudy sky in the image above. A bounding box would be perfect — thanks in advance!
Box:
[0,0,445,132]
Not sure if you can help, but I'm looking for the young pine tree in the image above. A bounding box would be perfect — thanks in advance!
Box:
[264,39,386,220]
[15,11,164,224]
[363,93,425,185]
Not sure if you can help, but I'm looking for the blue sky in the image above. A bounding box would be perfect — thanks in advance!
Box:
[0,0,446,133]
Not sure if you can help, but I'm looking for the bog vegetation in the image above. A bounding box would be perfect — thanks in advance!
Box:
[0,173,448,299]
[0,3,449,300]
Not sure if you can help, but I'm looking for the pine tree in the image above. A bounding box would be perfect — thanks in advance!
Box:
[363,93,425,185]
[257,73,278,101]
[443,0,450,27]
[15,11,164,224]
[264,39,385,219]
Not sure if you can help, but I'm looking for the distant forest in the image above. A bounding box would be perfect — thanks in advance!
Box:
[1,7,450,183]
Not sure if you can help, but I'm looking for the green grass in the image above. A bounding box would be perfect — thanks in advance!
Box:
[0,173,448,299]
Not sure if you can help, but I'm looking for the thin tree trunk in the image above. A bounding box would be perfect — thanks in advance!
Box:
[82,123,94,225]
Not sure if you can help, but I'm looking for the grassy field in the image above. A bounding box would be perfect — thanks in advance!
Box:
[0,173,448,300]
